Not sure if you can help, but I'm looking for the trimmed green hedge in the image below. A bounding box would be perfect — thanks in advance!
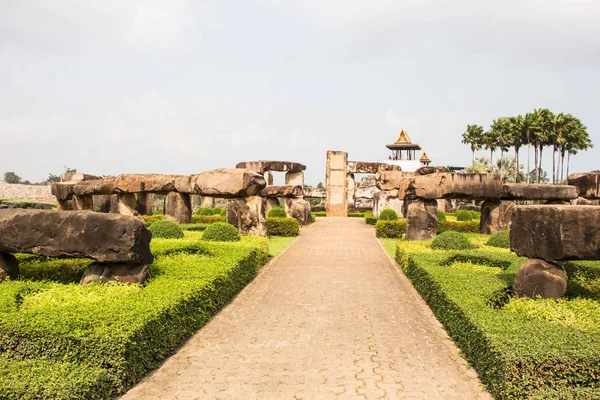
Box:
[194,207,224,216]
[201,222,240,242]
[455,210,474,221]
[365,216,378,225]
[180,223,209,232]
[148,220,184,239]
[266,217,300,237]
[312,211,327,217]
[267,207,287,218]
[140,214,164,227]
[437,220,479,233]
[379,209,399,221]
[347,212,366,218]
[375,219,406,238]
[487,230,510,248]
[430,231,473,250]
[191,215,226,224]
[0,237,269,397]
[394,240,600,399]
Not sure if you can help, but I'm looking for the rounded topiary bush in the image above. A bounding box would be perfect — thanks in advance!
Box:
[455,210,474,221]
[195,207,214,216]
[379,209,399,221]
[212,207,224,215]
[469,210,481,220]
[437,210,447,221]
[267,207,287,218]
[431,230,473,250]
[201,222,240,242]
[220,208,227,216]
[149,220,185,239]
[487,230,510,248]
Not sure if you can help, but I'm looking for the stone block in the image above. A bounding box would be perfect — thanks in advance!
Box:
[264,171,274,186]
[284,198,312,225]
[116,193,137,216]
[415,166,446,175]
[113,174,193,194]
[501,184,578,201]
[164,192,192,224]
[571,197,599,206]
[73,195,94,211]
[347,161,389,174]
[93,195,112,213]
[226,196,267,236]
[194,169,266,198]
[405,199,438,240]
[236,161,306,173]
[513,259,567,299]
[135,193,154,216]
[80,263,149,285]
[0,252,19,281]
[480,200,515,234]
[0,209,153,264]
[303,187,327,198]
[568,173,600,199]
[326,150,348,217]
[285,171,304,187]
[436,199,452,213]
[260,185,303,198]
[60,172,102,182]
[200,196,215,208]
[411,173,502,200]
[346,174,356,209]
[376,170,408,191]
[510,205,600,261]
[265,198,280,215]
[373,190,404,218]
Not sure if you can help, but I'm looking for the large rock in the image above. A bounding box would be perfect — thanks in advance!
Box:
[480,200,515,234]
[571,197,599,206]
[226,196,267,236]
[405,199,438,241]
[164,192,192,224]
[260,185,303,198]
[410,173,502,200]
[511,205,600,261]
[60,172,102,182]
[375,170,409,191]
[284,198,312,225]
[373,190,404,218]
[346,174,356,210]
[513,259,567,299]
[285,171,304,187]
[501,184,577,201]
[415,166,446,175]
[195,169,266,198]
[80,262,149,285]
[113,174,193,194]
[0,209,153,264]
[236,161,306,173]
[0,252,19,281]
[568,173,600,199]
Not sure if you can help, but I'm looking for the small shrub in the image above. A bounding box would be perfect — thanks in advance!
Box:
[195,207,215,216]
[266,217,300,237]
[375,220,406,238]
[140,214,165,227]
[347,212,365,218]
[487,230,510,248]
[431,231,473,250]
[455,210,473,221]
[267,207,287,218]
[379,209,399,221]
[201,222,240,242]
[148,220,184,239]
[437,220,479,233]
[365,216,378,225]
[191,215,226,224]
[437,210,447,221]
[180,223,209,232]
[469,210,481,220]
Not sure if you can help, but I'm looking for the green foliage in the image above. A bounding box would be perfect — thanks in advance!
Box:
[469,210,481,219]
[316,182,324,189]
[148,220,185,239]
[46,173,60,184]
[0,199,54,209]
[487,230,510,248]
[180,223,209,232]
[267,207,287,218]
[3,172,21,184]
[195,207,223,216]
[430,231,473,250]
[191,214,226,224]
[365,217,378,225]
[437,210,446,221]
[139,214,164,227]
[375,219,405,238]
[312,211,327,217]
[379,209,399,221]
[266,217,300,237]
[0,237,268,397]
[394,238,600,398]
[201,222,240,242]
[455,210,473,221]
[347,212,366,217]
[437,220,479,233]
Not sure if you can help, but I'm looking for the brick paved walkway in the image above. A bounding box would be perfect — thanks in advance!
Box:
[123,218,490,400]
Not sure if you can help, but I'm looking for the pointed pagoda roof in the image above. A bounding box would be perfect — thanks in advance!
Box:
[386,127,422,150]
[419,151,431,163]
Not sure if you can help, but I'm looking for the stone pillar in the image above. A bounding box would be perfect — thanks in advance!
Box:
[436,199,452,213]
[93,195,112,213]
[72,195,94,211]
[116,193,137,216]
[405,199,438,241]
[109,194,120,214]
[135,193,154,216]
[480,200,516,234]
[200,196,215,208]
[284,198,312,225]
[265,198,280,215]
[346,174,356,212]
[57,197,74,211]
[285,171,304,186]
[326,150,348,217]
[226,196,267,236]
[190,194,201,212]
[264,171,274,186]
[164,192,192,224]
[373,190,404,218]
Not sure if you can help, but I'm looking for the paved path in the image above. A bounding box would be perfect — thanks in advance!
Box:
[123,218,490,400]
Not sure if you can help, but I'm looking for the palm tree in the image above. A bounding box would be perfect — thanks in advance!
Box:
[461,124,484,167]
[522,112,537,184]
[564,119,593,179]
[508,115,525,182]
[489,118,511,179]
[483,129,498,171]
[531,108,554,183]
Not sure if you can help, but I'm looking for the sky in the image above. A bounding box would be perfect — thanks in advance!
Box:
[1,0,599,185]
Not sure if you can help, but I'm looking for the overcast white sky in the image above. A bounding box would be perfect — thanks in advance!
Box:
[1,0,599,185]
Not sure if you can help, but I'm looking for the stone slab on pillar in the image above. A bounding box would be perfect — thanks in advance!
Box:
[164,192,192,224]
[93,195,112,213]
[405,199,438,241]
[284,198,312,225]
[373,190,404,218]
[326,151,348,217]
[226,196,267,236]
[135,193,154,216]
[480,200,515,234]
[285,171,304,187]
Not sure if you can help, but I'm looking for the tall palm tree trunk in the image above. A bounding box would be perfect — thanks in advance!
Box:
[567,152,571,179]
[538,147,544,184]
[533,146,538,184]
[527,143,531,184]
[515,147,519,183]
[552,146,556,184]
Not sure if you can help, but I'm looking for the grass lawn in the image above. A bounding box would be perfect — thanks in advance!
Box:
[268,236,296,257]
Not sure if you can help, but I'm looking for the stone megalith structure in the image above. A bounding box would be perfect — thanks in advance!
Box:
[326,151,348,217]
[226,196,268,236]
[480,200,516,235]
[405,199,438,240]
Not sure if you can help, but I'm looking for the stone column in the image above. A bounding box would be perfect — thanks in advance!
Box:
[72,195,94,211]
[57,197,74,211]
[135,193,154,216]
[346,174,356,212]
[405,199,438,241]
[200,196,215,208]
[326,151,348,217]
[265,198,280,215]
[373,190,404,218]
[264,171,274,186]
[226,196,267,236]
[480,200,515,234]
[285,171,304,186]
[164,192,192,224]
[93,195,112,213]
[116,193,137,216]
[284,198,312,225]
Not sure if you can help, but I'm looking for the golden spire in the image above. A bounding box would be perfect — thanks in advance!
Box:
[419,151,431,163]
[395,127,412,144]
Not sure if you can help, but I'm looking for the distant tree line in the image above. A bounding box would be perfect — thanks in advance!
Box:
[3,167,76,185]
[461,109,592,184]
